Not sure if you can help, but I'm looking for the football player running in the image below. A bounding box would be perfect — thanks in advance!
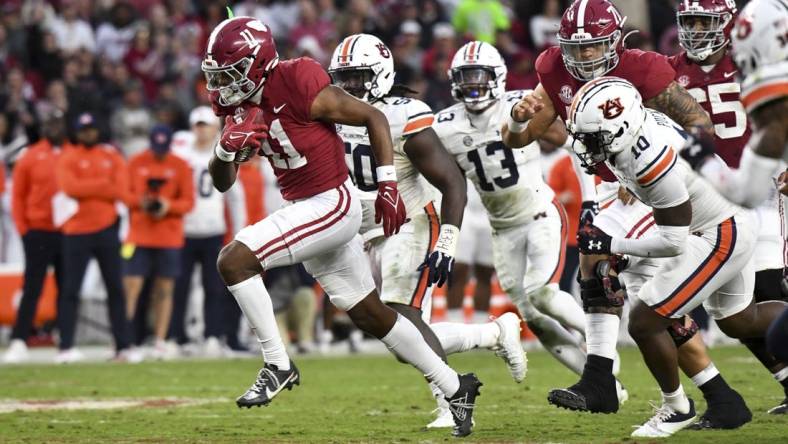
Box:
[501,0,735,416]
[567,77,787,438]
[330,35,525,429]
[203,17,480,437]
[671,0,788,417]
[432,41,590,385]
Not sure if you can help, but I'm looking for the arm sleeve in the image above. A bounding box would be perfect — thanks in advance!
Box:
[11,157,30,235]
[226,181,248,235]
[167,162,196,216]
[699,148,783,208]
[611,224,689,257]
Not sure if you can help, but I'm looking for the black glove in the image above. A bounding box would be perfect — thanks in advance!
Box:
[577,222,613,255]
[418,251,455,288]
[580,200,599,225]
[679,130,716,171]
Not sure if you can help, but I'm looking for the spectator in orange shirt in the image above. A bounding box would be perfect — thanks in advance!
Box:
[2,111,67,364]
[123,124,194,358]
[547,153,582,294]
[56,112,136,363]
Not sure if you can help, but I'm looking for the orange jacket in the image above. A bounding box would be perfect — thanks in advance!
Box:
[57,143,127,235]
[12,140,62,235]
[124,150,194,248]
[547,154,581,247]
[238,162,265,224]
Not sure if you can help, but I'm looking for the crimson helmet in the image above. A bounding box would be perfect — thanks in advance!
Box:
[558,0,627,81]
[201,17,279,107]
[677,0,738,61]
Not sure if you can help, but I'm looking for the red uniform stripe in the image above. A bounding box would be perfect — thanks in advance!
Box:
[625,213,654,239]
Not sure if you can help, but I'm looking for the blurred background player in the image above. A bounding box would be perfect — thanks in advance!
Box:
[671,0,788,417]
[204,18,480,436]
[55,112,136,363]
[123,124,194,359]
[169,106,246,357]
[434,41,588,381]
[448,184,495,323]
[330,34,523,429]
[3,110,66,364]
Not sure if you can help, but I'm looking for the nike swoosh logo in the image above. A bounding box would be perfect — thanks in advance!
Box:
[229,134,245,140]
[274,104,286,113]
[723,71,736,78]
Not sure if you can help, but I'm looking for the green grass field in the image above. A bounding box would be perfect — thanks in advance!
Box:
[0,346,784,443]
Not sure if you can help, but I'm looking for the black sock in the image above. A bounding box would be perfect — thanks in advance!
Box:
[585,354,614,374]
[699,374,733,399]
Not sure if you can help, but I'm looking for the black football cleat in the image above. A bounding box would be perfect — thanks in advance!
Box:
[548,355,619,414]
[446,373,483,437]
[236,361,300,408]
[689,388,752,430]
[768,397,788,414]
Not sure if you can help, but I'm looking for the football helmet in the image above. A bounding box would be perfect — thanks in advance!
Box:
[558,0,627,81]
[567,77,646,169]
[677,0,738,62]
[201,17,279,107]
[328,34,395,102]
[449,41,507,111]
[731,0,788,77]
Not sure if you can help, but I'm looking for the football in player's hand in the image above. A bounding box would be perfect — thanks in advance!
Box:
[221,107,269,163]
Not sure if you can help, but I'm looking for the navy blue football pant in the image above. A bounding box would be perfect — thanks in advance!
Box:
[57,222,131,351]
[169,235,227,343]
[11,230,63,340]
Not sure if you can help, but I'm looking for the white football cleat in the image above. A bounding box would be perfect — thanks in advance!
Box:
[113,347,144,364]
[54,348,84,364]
[616,379,629,406]
[2,339,29,364]
[493,312,527,383]
[631,399,696,438]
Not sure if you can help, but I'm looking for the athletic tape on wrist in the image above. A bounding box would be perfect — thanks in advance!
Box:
[434,224,460,257]
[215,143,236,162]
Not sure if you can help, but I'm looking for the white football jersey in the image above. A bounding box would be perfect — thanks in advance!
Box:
[433,90,555,229]
[172,131,247,238]
[337,96,436,238]
[605,110,740,232]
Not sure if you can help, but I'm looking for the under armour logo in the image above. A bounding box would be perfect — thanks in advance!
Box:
[588,240,603,250]
[598,98,624,119]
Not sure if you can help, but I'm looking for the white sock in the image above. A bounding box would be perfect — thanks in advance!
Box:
[381,314,460,397]
[471,310,489,324]
[228,275,290,370]
[532,286,587,335]
[586,313,620,360]
[431,321,500,354]
[662,384,690,413]
[691,363,719,387]
[773,366,788,382]
[446,309,464,323]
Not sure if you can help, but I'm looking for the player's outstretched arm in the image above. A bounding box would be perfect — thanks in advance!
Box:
[501,83,559,148]
[311,85,406,236]
[209,153,239,193]
[404,128,466,229]
[644,81,713,136]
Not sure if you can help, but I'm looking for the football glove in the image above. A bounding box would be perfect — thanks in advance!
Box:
[580,200,599,225]
[219,107,268,154]
[418,224,459,287]
[577,222,613,255]
[374,166,407,237]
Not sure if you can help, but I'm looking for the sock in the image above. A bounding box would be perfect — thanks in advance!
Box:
[662,384,691,413]
[228,276,290,370]
[691,362,720,388]
[773,367,788,390]
[586,353,614,373]
[430,321,500,354]
[429,382,449,410]
[586,313,620,360]
[382,314,460,397]
[446,309,463,323]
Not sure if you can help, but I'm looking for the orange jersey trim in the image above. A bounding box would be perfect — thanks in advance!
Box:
[402,116,434,135]
[742,82,788,112]
[637,147,677,187]
[410,202,440,309]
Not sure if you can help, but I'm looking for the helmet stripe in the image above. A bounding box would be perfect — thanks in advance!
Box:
[207,17,235,55]
[569,77,633,122]
[466,41,476,61]
[339,36,357,63]
[577,0,590,31]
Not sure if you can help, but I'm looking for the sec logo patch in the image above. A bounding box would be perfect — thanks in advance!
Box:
[560,85,574,104]
[677,75,690,88]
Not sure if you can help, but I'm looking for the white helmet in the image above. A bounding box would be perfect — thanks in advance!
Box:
[328,34,395,102]
[449,41,507,111]
[730,0,788,77]
[567,76,646,169]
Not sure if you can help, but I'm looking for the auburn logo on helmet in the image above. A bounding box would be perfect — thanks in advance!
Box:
[376,43,391,58]
[599,98,624,119]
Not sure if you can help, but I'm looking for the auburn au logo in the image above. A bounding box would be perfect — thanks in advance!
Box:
[598,98,624,119]
[376,43,391,58]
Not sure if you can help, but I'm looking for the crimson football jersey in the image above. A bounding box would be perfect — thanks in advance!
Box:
[536,46,676,181]
[253,57,349,200]
[669,52,751,168]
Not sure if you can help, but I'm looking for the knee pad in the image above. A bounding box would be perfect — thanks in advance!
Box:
[667,316,698,347]
[579,275,625,311]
